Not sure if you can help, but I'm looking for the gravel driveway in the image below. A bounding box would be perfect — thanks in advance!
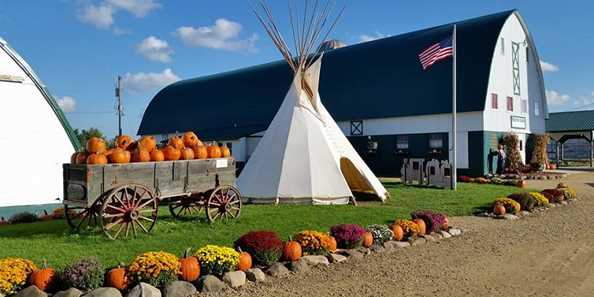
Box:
[203,172,594,297]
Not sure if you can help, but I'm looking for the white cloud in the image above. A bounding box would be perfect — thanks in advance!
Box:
[122,68,180,93]
[78,0,159,31]
[540,60,559,72]
[78,4,115,29]
[112,26,131,35]
[546,90,570,106]
[57,96,76,112]
[106,0,161,17]
[175,18,258,53]
[359,32,387,43]
[137,36,173,63]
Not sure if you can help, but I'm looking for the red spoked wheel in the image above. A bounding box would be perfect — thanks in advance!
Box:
[205,185,242,222]
[100,184,158,240]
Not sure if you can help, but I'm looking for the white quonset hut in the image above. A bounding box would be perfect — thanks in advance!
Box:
[0,37,80,217]
[139,10,547,177]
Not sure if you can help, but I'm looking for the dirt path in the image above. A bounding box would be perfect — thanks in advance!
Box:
[206,172,594,297]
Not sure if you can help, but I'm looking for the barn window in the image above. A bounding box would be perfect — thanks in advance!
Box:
[491,93,498,109]
[507,96,514,111]
[521,100,528,113]
[350,121,363,136]
[396,135,409,149]
[512,41,521,95]
[534,101,541,116]
[429,134,443,149]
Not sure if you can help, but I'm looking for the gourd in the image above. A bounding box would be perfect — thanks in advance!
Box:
[132,148,151,162]
[183,132,202,148]
[179,249,200,282]
[413,218,426,235]
[29,260,55,292]
[87,153,108,165]
[391,224,404,241]
[180,148,195,160]
[283,239,302,262]
[105,265,128,290]
[362,232,374,248]
[138,136,157,152]
[168,136,185,150]
[207,145,222,159]
[86,137,107,154]
[108,148,131,164]
[150,149,165,162]
[116,135,133,150]
[192,145,208,160]
[221,146,231,158]
[493,203,506,215]
[162,145,181,161]
[237,251,252,272]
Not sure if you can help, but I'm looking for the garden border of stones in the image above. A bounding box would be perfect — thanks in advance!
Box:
[477,198,576,221]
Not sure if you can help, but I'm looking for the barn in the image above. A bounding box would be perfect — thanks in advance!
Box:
[0,37,80,217]
[139,10,548,177]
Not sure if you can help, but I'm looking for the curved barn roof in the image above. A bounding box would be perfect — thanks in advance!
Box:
[546,110,594,132]
[139,10,519,140]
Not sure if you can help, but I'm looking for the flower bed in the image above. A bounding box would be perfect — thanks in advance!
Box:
[234,231,283,266]
[330,224,366,249]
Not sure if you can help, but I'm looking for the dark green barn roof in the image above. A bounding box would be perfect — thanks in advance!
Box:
[546,110,594,132]
[139,10,520,140]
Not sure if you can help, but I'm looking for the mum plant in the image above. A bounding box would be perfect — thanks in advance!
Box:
[128,251,180,287]
[393,219,419,240]
[60,257,104,291]
[528,192,549,207]
[330,224,366,249]
[293,231,334,255]
[494,198,521,214]
[508,193,538,211]
[411,210,449,233]
[0,258,37,295]
[234,231,283,266]
[366,224,393,245]
[541,189,565,203]
[194,245,239,276]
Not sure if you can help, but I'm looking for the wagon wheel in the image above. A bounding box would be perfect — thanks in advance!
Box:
[206,185,242,222]
[100,184,158,240]
[168,195,203,219]
[65,201,103,232]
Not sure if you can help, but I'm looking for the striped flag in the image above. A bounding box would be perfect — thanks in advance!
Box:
[418,36,453,70]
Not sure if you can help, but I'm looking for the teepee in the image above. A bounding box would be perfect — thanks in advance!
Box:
[238,1,389,204]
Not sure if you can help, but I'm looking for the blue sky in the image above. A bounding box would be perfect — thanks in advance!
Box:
[1,1,592,137]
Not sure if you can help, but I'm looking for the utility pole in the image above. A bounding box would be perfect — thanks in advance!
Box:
[115,75,123,136]
[451,25,457,190]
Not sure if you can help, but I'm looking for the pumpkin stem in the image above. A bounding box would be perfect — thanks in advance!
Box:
[183,248,192,258]
[42,259,48,269]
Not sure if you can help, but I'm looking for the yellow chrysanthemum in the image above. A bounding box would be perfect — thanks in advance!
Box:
[0,258,38,295]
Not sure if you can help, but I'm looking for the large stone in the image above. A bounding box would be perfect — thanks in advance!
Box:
[15,286,47,297]
[356,247,371,255]
[449,228,462,236]
[301,255,330,266]
[126,283,161,297]
[503,214,519,220]
[82,287,122,297]
[222,271,246,288]
[387,241,410,248]
[327,253,348,263]
[370,245,384,253]
[246,268,266,282]
[288,259,310,273]
[340,249,364,259]
[267,263,290,277]
[422,234,437,242]
[411,238,426,246]
[197,275,228,293]
[162,281,196,297]
[439,231,452,238]
[54,288,82,297]
[520,211,531,216]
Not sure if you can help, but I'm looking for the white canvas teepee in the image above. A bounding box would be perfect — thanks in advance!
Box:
[238,1,389,204]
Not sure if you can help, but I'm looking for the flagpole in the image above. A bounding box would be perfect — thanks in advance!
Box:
[451,25,458,190]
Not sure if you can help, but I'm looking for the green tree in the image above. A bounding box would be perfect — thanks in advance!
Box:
[73,128,106,147]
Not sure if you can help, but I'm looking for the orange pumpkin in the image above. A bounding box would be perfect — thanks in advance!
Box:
[162,145,181,161]
[362,231,374,248]
[108,148,131,164]
[150,149,165,162]
[116,135,133,150]
[238,252,252,272]
[29,261,55,292]
[517,180,527,188]
[207,145,222,159]
[191,145,208,159]
[70,152,88,164]
[138,136,157,152]
[180,148,195,160]
[220,146,231,158]
[86,137,107,154]
[413,218,426,235]
[87,153,108,165]
[327,236,338,253]
[179,249,200,282]
[493,203,506,216]
[443,217,449,231]
[391,224,404,241]
[168,136,185,150]
[183,132,202,148]
[283,240,302,262]
[105,266,128,290]
[132,148,151,162]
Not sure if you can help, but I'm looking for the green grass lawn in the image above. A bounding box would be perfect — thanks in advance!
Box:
[0,182,520,267]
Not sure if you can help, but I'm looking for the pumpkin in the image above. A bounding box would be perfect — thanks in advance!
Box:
[191,145,208,159]
[413,218,426,235]
[168,136,185,150]
[180,147,195,160]
[283,240,302,262]
[132,148,151,162]
[179,248,200,282]
[207,145,222,159]
[238,251,252,272]
[443,217,449,231]
[70,152,88,164]
[493,203,506,216]
[517,180,527,188]
[138,136,157,152]
[105,265,128,290]
[221,146,231,158]
[116,135,133,150]
[29,261,55,292]
[362,231,374,248]
[391,224,404,241]
[86,137,107,154]
[162,145,181,161]
[150,149,165,162]
[87,153,108,165]
[327,236,337,253]
[108,148,131,164]
[183,132,202,148]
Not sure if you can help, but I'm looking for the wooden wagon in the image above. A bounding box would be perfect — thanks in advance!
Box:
[62,158,241,239]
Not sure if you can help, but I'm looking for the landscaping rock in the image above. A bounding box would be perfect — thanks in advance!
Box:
[386,241,411,248]
[127,283,161,297]
[288,259,310,273]
[82,287,122,297]
[432,232,443,240]
[15,286,47,297]
[422,234,437,242]
[54,288,82,297]
[327,253,348,263]
[267,263,290,277]
[503,214,519,220]
[198,275,228,293]
[163,281,196,297]
[340,249,364,259]
[370,245,384,253]
[439,231,452,239]
[301,255,330,266]
[411,238,426,246]
[246,268,266,282]
[561,201,569,205]
[449,228,462,236]
[222,271,246,288]
[356,247,371,255]
[521,211,531,216]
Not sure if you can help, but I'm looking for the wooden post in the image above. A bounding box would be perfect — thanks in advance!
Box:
[591,130,593,168]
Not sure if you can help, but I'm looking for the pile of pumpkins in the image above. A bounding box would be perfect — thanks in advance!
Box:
[70,132,231,165]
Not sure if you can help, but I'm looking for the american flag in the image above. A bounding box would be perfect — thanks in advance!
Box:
[418,36,453,70]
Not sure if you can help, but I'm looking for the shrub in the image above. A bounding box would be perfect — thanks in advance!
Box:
[293,231,334,255]
[0,258,37,295]
[366,224,393,245]
[508,192,537,211]
[541,189,565,203]
[393,219,419,240]
[458,175,472,183]
[61,257,104,290]
[128,251,180,287]
[8,212,38,224]
[194,245,239,277]
[411,210,449,233]
[502,133,523,173]
[234,231,283,266]
[561,187,577,200]
[528,192,549,207]
[330,224,366,249]
[494,198,521,214]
